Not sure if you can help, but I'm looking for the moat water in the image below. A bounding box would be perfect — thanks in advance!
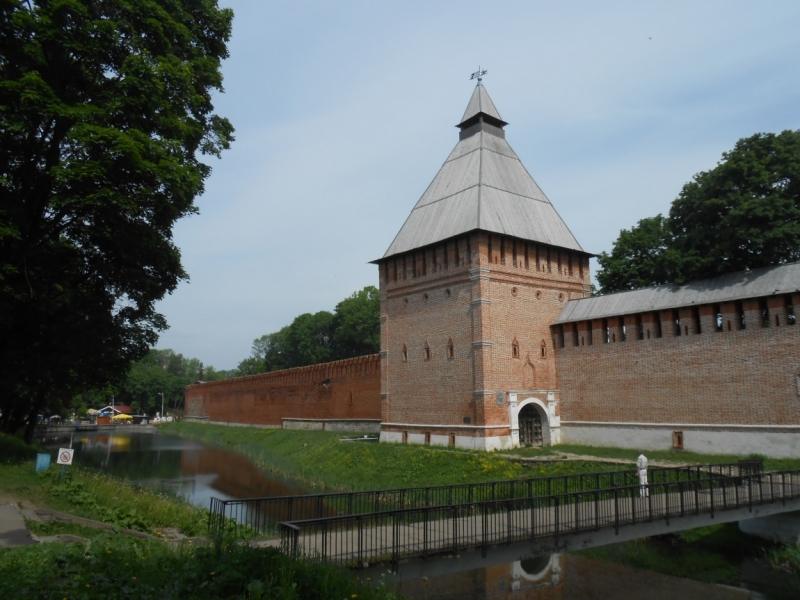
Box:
[42,430,800,599]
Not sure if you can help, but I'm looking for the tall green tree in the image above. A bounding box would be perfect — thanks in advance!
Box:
[0,1,234,440]
[597,130,800,293]
[239,286,381,375]
[595,216,682,293]
[332,285,380,358]
[283,311,335,367]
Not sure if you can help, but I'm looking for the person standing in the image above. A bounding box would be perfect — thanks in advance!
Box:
[637,451,649,497]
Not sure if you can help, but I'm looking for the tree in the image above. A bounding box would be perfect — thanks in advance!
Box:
[332,285,380,358]
[596,130,800,293]
[0,1,234,440]
[595,216,682,293]
[238,286,381,375]
[283,311,334,367]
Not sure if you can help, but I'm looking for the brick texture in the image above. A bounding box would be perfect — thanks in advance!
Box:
[184,355,381,426]
[553,297,800,425]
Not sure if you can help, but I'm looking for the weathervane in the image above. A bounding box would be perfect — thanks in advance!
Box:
[470,66,487,85]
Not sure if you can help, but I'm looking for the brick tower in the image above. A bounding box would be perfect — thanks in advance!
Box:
[375,83,592,450]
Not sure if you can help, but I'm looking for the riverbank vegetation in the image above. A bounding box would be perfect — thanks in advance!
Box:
[0,447,401,599]
[769,542,800,574]
[161,422,630,491]
[578,523,800,595]
[0,521,401,600]
[577,524,761,585]
[0,460,208,536]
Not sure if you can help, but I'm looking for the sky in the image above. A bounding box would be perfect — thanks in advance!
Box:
[154,0,800,370]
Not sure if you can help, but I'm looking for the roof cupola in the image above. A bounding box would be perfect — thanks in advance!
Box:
[457,83,508,139]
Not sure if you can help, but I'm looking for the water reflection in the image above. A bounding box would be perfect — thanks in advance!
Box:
[385,550,800,600]
[43,431,307,510]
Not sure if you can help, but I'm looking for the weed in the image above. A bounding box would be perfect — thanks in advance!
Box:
[0,533,402,600]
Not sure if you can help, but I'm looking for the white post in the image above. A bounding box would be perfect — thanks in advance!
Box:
[508,393,520,448]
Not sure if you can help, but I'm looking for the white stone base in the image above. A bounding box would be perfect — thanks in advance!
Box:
[379,430,513,451]
[561,423,800,458]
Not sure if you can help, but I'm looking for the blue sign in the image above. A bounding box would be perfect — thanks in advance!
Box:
[35,453,51,472]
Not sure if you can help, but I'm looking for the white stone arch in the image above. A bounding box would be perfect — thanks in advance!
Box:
[508,392,560,447]
[511,554,561,583]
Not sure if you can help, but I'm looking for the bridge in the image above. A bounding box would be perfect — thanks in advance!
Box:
[208,461,800,570]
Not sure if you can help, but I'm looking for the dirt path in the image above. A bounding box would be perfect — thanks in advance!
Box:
[500,451,689,468]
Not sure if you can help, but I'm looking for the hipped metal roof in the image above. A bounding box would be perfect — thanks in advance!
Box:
[380,85,584,260]
[554,261,800,325]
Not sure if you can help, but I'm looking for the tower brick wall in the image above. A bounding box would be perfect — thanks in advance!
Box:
[184,355,380,426]
[379,230,590,447]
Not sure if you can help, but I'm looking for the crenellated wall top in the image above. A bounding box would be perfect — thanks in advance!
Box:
[185,354,380,391]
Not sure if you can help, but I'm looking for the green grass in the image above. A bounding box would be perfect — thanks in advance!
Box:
[575,523,767,585]
[0,432,39,464]
[768,542,800,573]
[506,443,800,471]
[161,422,626,491]
[0,528,402,600]
[0,462,208,536]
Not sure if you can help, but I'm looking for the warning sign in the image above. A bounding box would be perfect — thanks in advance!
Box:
[56,448,74,466]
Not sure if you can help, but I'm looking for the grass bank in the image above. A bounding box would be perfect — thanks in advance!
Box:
[0,436,401,600]
[161,421,625,491]
[1,429,211,534]
[507,443,800,471]
[0,522,401,600]
[0,460,209,536]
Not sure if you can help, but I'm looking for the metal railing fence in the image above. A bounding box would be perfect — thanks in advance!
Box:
[279,468,796,568]
[208,459,762,538]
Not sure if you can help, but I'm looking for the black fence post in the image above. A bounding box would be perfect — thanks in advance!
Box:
[613,488,619,535]
[507,500,513,544]
[392,512,399,572]
[321,519,328,560]
[710,477,715,519]
[357,516,363,565]
[594,490,600,531]
[481,503,488,558]
[452,506,459,555]
[423,507,429,557]
[555,495,560,543]
[782,473,787,507]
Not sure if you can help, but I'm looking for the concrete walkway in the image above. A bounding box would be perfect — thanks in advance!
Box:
[0,503,38,548]
[500,451,688,468]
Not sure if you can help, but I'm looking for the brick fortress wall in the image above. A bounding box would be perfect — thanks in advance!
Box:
[552,293,800,456]
[379,231,590,448]
[184,354,381,427]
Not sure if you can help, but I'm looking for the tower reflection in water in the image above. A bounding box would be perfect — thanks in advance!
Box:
[393,553,753,600]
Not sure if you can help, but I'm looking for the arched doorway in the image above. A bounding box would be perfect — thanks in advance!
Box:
[518,404,543,446]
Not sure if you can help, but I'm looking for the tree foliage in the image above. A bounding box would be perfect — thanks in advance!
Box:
[0,1,234,439]
[239,286,381,374]
[67,349,233,418]
[597,130,800,293]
